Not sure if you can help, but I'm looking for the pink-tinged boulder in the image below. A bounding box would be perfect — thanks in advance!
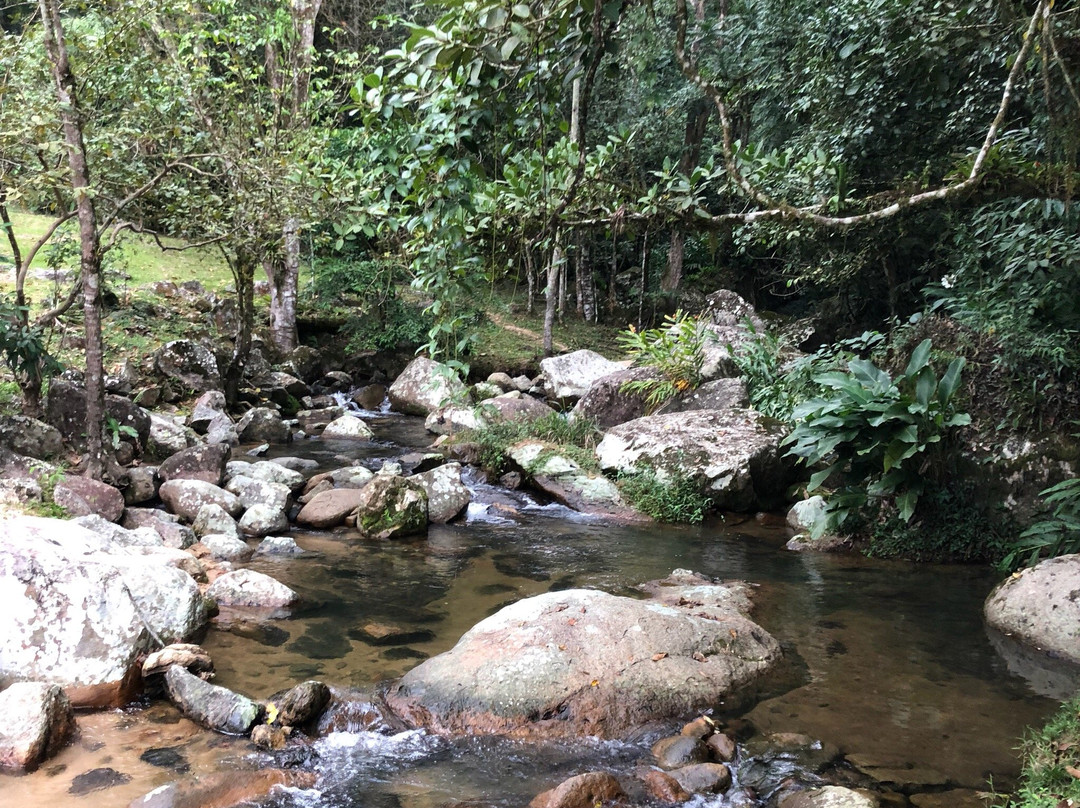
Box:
[0,683,75,772]
[295,488,367,529]
[53,476,125,522]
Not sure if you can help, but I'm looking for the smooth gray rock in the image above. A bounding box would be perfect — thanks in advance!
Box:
[778,786,879,808]
[74,514,164,548]
[238,504,289,538]
[164,665,259,735]
[540,350,624,401]
[205,569,298,610]
[246,460,306,492]
[570,367,657,429]
[159,479,243,521]
[255,537,305,557]
[199,534,253,562]
[192,503,241,540]
[388,357,467,416]
[659,378,750,414]
[295,488,366,528]
[985,553,1080,665]
[225,475,291,512]
[321,415,375,441]
[121,508,196,549]
[148,413,197,458]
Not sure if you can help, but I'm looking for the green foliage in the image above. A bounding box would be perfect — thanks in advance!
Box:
[999,696,1080,808]
[864,480,1013,564]
[466,413,601,476]
[104,415,139,450]
[616,468,713,524]
[1000,478,1080,571]
[784,339,971,535]
[617,310,706,412]
[0,295,59,396]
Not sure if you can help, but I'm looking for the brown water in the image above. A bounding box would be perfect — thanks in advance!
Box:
[1,411,1075,808]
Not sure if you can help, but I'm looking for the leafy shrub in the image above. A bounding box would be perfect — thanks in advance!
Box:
[1000,695,1080,808]
[617,469,713,523]
[618,310,707,412]
[783,339,970,535]
[0,295,60,411]
[1000,478,1080,570]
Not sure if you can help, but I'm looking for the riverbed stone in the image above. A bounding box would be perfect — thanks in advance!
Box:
[160,479,243,521]
[331,465,375,489]
[122,508,196,549]
[255,537,305,557]
[0,516,208,706]
[0,683,76,772]
[204,413,239,446]
[245,460,306,492]
[425,405,487,435]
[187,391,228,433]
[540,350,624,402]
[386,585,781,739]
[528,771,626,808]
[571,367,657,429]
[206,569,298,610]
[225,475,291,512]
[778,786,879,808]
[236,407,289,444]
[641,769,690,803]
[159,443,230,486]
[352,384,387,411]
[322,415,375,441]
[671,763,731,795]
[53,476,125,522]
[238,504,289,538]
[148,413,197,458]
[74,514,164,548]
[164,665,259,735]
[275,680,332,727]
[508,440,644,521]
[388,356,467,416]
[199,534,253,562]
[192,503,241,540]
[984,553,1080,665]
[353,474,428,539]
[128,769,317,808]
[413,462,471,523]
[124,465,160,505]
[155,340,222,393]
[296,488,368,528]
[483,393,558,425]
[45,380,151,453]
[0,415,63,460]
[652,735,710,769]
[596,409,789,512]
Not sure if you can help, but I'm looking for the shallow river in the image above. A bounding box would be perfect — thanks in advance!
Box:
[2,411,1076,808]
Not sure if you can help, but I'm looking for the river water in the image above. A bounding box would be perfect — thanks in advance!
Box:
[1,410,1076,808]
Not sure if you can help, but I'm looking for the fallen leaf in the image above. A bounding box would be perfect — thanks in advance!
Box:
[558,645,566,651]
[567,618,577,626]
[651,653,667,662]
[590,679,599,687]
[692,651,706,662]
[1065,765,1080,780]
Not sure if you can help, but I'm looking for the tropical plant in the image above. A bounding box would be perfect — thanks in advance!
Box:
[616,468,713,523]
[617,309,707,411]
[783,338,970,535]
[1000,478,1080,570]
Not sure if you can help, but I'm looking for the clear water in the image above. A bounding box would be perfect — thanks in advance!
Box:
[2,412,1074,808]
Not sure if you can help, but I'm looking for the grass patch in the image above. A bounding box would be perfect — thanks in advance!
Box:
[999,695,1080,808]
[616,468,714,523]
[465,412,602,476]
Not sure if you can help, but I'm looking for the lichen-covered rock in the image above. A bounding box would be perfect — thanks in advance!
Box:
[122,508,196,549]
[985,553,1080,665]
[0,517,208,706]
[155,340,221,393]
[508,440,645,521]
[199,533,253,562]
[321,415,375,441]
[778,786,879,808]
[540,350,624,401]
[424,405,486,436]
[159,443,231,486]
[237,504,288,538]
[0,683,75,772]
[388,357,467,416]
[570,367,657,429]
[386,583,781,739]
[159,479,243,521]
[236,407,289,444]
[45,380,151,453]
[53,476,125,522]
[413,462,471,523]
[482,394,557,425]
[73,514,163,548]
[187,390,228,433]
[354,475,428,540]
[0,416,63,460]
[148,413,198,458]
[659,378,750,414]
[244,460,306,493]
[123,465,160,505]
[596,409,789,512]
[164,665,259,735]
[205,569,298,610]
[225,475,291,512]
[192,503,241,540]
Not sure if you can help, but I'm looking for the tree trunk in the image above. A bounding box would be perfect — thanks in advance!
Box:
[608,230,618,316]
[543,244,562,356]
[224,248,256,407]
[39,0,106,478]
[265,217,300,355]
[661,98,710,294]
[637,229,650,330]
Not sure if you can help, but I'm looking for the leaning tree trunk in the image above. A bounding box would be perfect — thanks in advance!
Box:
[39,0,106,479]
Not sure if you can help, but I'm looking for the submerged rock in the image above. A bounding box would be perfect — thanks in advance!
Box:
[984,553,1080,665]
[206,569,299,610]
[386,584,781,739]
[528,771,626,808]
[0,682,75,772]
[164,666,259,734]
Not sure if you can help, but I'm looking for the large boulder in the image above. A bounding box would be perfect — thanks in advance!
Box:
[295,487,368,529]
[413,462,471,523]
[53,476,125,522]
[0,682,75,772]
[45,380,151,452]
[984,554,1080,665]
[154,340,222,393]
[570,367,657,429]
[388,357,467,416]
[0,517,208,706]
[159,443,231,486]
[354,475,428,539]
[205,569,299,610]
[187,391,229,434]
[159,479,243,521]
[321,415,375,441]
[237,504,288,537]
[483,394,558,425]
[508,441,645,521]
[540,350,624,402]
[596,409,789,512]
[164,665,259,735]
[0,416,63,460]
[659,378,749,414]
[385,582,781,738]
[236,407,289,444]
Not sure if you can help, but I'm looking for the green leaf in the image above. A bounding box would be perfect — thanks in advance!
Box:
[904,339,932,379]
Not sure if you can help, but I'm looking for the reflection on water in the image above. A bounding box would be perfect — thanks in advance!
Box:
[1,413,1074,808]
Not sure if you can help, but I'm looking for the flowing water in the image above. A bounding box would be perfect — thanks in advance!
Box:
[2,409,1077,808]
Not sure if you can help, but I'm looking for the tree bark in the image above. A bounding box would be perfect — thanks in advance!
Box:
[543,243,562,356]
[662,99,710,294]
[39,0,106,478]
[224,248,256,407]
[265,217,300,355]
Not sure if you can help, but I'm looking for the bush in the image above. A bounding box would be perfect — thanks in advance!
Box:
[617,310,707,412]
[616,469,713,523]
[783,338,971,536]
[1000,477,1080,571]
[1000,695,1080,808]
[466,413,602,476]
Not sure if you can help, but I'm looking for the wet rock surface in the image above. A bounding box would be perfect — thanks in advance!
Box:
[0,683,75,772]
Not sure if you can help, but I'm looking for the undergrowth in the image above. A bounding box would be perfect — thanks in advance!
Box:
[466,413,602,476]
[616,469,713,523]
[998,695,1080,808]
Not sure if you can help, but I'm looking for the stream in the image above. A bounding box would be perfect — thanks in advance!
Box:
[2,407,1077,808]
